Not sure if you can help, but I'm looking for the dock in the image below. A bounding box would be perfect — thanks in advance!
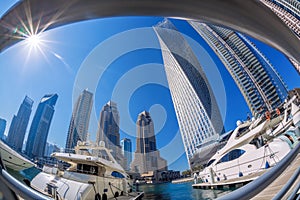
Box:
[192,170,266,190]
[172,177,193,184]
[251,153,300,200]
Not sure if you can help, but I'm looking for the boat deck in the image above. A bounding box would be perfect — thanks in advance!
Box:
[192,170,267,190]
[108,192,144,200]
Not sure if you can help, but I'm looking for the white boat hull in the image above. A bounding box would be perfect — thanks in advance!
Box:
[0,140,35,171]
[199,139,291,184]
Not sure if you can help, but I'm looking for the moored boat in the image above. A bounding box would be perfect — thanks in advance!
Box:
[30,141,143,200]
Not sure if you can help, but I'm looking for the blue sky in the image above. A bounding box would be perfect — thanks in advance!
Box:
[0,1,299,172]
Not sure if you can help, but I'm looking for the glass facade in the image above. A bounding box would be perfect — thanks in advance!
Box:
[65,89,93,151]
[153,19,224,165]
[0,118,6,141]
[121,138,132,171]
[190,22,288,117]
[7,96,33,152]
[25,94,58,158]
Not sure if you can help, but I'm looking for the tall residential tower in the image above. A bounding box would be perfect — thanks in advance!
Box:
[189,22,288,117]
[96,101,126,169]
[131,111,167,173]
[65,89,93,151]
[7,96,33,152]
[25,94,58,158]
[154,19,224,166]
[259,0,300,74]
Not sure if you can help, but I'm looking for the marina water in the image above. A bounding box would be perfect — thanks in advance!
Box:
[9,167,232,199]
[138,182,232,200]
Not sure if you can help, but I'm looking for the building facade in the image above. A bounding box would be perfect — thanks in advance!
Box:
[260,0,300,74]
[65,89,93,151]
[25,94,58,159]
[96,101,126,168]
[121,138,132,171]
[44,142,60,157]
[131,111,167,174]
[0,118,6,140]
[7,96,33,152]
[190,22,288,117]
[153,19,224,166]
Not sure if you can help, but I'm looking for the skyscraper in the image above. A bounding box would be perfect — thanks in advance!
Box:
[65,89,93,151]
[96,101,120,149]
[0,118,6,140]
[131,111,167,174]
[25,94,58,158]
[259,0,300,74]
[121,138,132,171]
[96,101,126,168]
[153,19,224,166]
[189,22,288,116]
[7,96,33,152]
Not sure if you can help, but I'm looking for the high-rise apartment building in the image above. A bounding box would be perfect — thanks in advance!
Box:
[153,19,224,166]
[25,94,58,158]
[7,96,33,152]
[189,22,288,117]
[96,101,126,168]
[65,89,93,151]
[0,118,6,140]
[260,0,300,74]
[121,138,132,171]
[131,111,167,173]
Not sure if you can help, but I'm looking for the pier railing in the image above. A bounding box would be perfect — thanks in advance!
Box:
[0,155,50,200]
[217,141,300,200]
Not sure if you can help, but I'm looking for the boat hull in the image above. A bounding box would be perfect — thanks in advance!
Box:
[0,140,35,171]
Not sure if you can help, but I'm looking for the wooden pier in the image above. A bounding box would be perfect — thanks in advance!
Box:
[251,153,300,200]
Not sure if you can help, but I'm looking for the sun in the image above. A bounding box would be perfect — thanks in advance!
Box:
[26,34,42,48]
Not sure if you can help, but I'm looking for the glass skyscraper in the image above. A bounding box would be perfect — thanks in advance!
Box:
[0,118,6,140]
[131,111,167,173]
[25,94,58,159]
[189,22,289,117]
[96,101,126,168]
[65,89,93,151]
[121,138,132,171]
[260,0,300,74]
[7,96,33,152]
[153,19,224,166]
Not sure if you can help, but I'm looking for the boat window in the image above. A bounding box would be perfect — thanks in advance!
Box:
[206,159,215,167]
[236,126,250,138]
[111,171,125,178]
[77,163,98,175]
[96,150,111,161]
[217,149,245,164]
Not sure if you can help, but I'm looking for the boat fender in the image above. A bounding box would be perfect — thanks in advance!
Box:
[238,172,243,177]
[95,193,101,200]
[102,193,107,200]
[23,179,30,187]
[114,192,119,197]
[217,177,220,182]
[120,191,124,196]
[265,161,270,169]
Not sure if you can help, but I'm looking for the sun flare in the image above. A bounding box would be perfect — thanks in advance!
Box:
[26,34,42,48]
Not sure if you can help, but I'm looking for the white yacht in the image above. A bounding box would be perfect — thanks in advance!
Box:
[198,93,300,184]
[0,140,35,171]
[30,141,143,200]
